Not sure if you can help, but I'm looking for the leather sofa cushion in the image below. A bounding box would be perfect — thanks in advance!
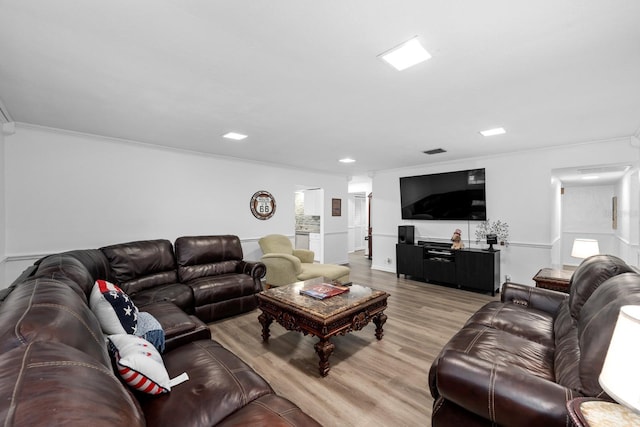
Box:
[195,294,258,323]
[216,394,322,427]
[62,249,114,283]
[553,300,574,338]
[33,252,108,300]
[140,301,211,352]
[0,278,110,367]
[553,318,581,391]
[128,282,194,312]
[435,351,570,427]
[462,301,556,347]
[568,254,636,319]
[101,239,178,294]
[188,273,258,305]
[175,235,244,282]
[179,261,242,283]
[139,339,273,426]
[437,324,555,381]
[0,342,145,427]
[574,272,640,395]
[121,271,180,295]
[431,396,491,427]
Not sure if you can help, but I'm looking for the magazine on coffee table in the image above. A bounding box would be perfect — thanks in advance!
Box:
[300,283,350,300]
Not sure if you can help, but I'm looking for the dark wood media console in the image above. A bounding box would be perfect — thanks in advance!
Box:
[396,241,501,296]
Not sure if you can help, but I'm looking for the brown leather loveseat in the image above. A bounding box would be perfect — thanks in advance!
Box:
[428,254,640,427]
[100,235,264,321]
[0,235,320,426]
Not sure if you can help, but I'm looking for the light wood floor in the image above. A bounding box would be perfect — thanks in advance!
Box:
[211,252,498,427]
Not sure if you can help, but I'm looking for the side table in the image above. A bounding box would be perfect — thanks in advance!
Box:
[567,398,640,427]
[533,267,573,293]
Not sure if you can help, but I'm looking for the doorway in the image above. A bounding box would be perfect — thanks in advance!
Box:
[294,186,324,263]
[348,192,367,253]
[552,163,635,268]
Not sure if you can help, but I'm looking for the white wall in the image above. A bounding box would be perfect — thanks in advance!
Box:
[561,185,615,266]
[615,169,640,265]
[3,124,349,285]
[372,138,640,285]
[0,127,6,284]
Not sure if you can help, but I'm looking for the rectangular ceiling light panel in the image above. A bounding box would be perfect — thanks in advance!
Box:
[223,132,248,140]
[480,127,506,137]
[380,38,431,71]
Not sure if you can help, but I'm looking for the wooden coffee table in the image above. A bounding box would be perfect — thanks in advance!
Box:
[257,277,389,377]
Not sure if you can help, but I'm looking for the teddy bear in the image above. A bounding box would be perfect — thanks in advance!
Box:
[451,228,465,250]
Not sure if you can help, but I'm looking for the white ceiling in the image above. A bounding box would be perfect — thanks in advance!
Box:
[1,1,639,178]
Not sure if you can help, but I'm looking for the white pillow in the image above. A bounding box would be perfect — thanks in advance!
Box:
[90,280,138,334]
[108,334,170,395]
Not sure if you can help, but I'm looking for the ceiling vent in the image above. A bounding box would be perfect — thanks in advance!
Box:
[423,148,447,155]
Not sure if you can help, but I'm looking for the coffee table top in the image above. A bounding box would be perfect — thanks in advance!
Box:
[534,267,573,282]
[258,277,388,320]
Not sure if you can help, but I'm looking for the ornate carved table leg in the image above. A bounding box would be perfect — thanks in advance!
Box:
[258,312,273,342]
[373,312,387,340]
[314,338,335,377]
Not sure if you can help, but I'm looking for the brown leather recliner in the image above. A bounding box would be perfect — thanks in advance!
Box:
[428,254,640,427]
[174,235,266,321]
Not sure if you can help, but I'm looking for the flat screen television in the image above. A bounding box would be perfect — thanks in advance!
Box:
[400,168,486,220]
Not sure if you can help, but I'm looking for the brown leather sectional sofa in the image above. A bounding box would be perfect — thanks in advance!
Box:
[429,254,640,427]
[0,235,321,426]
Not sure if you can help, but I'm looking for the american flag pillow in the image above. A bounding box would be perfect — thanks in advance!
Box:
[90,280,138,335]
[108,334,170,395]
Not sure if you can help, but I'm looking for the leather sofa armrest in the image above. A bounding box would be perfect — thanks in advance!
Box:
[501,282,568,315]
[292,249,314,263]
[436,351,575,427]
[236,260,267,280]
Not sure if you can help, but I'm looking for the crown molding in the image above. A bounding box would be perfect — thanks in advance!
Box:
[1,122,15,135]
[0,97,13,124]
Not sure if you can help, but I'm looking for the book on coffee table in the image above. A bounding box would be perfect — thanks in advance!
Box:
[299,283,350,300]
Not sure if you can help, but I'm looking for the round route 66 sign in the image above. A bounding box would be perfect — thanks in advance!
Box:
[250,191,276,220]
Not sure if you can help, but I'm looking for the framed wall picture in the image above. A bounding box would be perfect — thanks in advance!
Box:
[332,198,341,216]
[250,191,276,220]
[612,196,618,229]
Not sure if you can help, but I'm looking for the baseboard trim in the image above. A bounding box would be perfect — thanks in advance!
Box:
[372,264,395,273]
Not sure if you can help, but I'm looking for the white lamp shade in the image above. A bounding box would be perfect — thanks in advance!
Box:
[571,238,600,259]
[599,305,640,413]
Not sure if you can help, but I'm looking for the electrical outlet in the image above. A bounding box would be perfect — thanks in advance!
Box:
[505,274,511,282]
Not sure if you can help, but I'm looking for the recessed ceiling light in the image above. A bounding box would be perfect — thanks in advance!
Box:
[379,37,431,71]
[480,127,506,137]
[339,158,356,163]
[222,132,248,140]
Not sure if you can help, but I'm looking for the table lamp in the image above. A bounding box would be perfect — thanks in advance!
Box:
[571,238,600,259]
[599,305,640,414]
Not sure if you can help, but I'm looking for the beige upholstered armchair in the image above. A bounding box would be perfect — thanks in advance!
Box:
[258,234,350,287]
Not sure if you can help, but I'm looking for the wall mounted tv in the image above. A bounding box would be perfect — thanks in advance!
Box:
[400,168,486,220]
